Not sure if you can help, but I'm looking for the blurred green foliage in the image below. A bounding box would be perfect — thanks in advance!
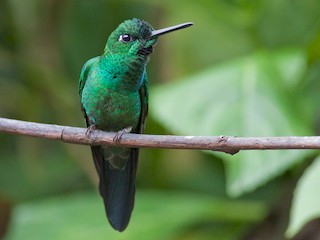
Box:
[1,0,320,239]
[287,156,320,238]
[6,191,265,240]
[151,48,313,196]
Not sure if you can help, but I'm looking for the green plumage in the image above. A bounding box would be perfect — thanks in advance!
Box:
[78,18,192,232]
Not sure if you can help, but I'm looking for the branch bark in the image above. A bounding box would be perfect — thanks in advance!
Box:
[0,117,319,155]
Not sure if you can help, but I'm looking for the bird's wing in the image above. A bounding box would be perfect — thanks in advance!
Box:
[138,70,148,133]
[78,56,102,173]
[78,56,100,96]
[79,56,100,126]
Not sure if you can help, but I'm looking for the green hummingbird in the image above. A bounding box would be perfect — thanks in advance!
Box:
[78,18,192,232]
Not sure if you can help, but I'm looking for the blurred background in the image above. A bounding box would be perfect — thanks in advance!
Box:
[1,0,320,239]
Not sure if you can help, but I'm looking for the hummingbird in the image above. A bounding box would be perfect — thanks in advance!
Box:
[78,18,193,232]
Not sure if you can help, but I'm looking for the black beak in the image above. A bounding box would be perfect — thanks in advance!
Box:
[139,22,193,56]
[148,22,193,38]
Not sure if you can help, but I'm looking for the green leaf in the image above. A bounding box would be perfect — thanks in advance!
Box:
[7,191,265,240]
[150,48,313,196]
[286,156,320,238]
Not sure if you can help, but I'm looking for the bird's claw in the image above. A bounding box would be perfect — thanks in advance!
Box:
[85,125,97,138]
[113,126,133,145]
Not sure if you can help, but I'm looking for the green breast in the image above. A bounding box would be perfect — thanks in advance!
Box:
[80,52,148,133]
[81,71,141,132]
[81,62,141,131]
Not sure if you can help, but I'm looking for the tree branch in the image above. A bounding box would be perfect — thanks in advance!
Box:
[0,117,319,155]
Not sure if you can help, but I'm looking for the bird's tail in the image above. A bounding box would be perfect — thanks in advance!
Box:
[91,146,138,232]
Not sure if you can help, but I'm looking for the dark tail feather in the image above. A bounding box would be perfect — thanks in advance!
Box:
[91,146,138,232]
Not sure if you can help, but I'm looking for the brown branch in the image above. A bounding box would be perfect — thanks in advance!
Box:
[0,117,319,155]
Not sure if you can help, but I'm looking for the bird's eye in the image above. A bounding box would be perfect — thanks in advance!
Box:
[118,34,133,43]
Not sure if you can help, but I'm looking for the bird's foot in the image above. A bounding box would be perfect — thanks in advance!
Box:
[85,125,97,138]
[113,126,133,145]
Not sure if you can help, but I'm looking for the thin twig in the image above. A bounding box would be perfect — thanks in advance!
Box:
[0,117,319,155]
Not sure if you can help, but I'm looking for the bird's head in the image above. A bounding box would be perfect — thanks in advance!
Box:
[104,18,193,59]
